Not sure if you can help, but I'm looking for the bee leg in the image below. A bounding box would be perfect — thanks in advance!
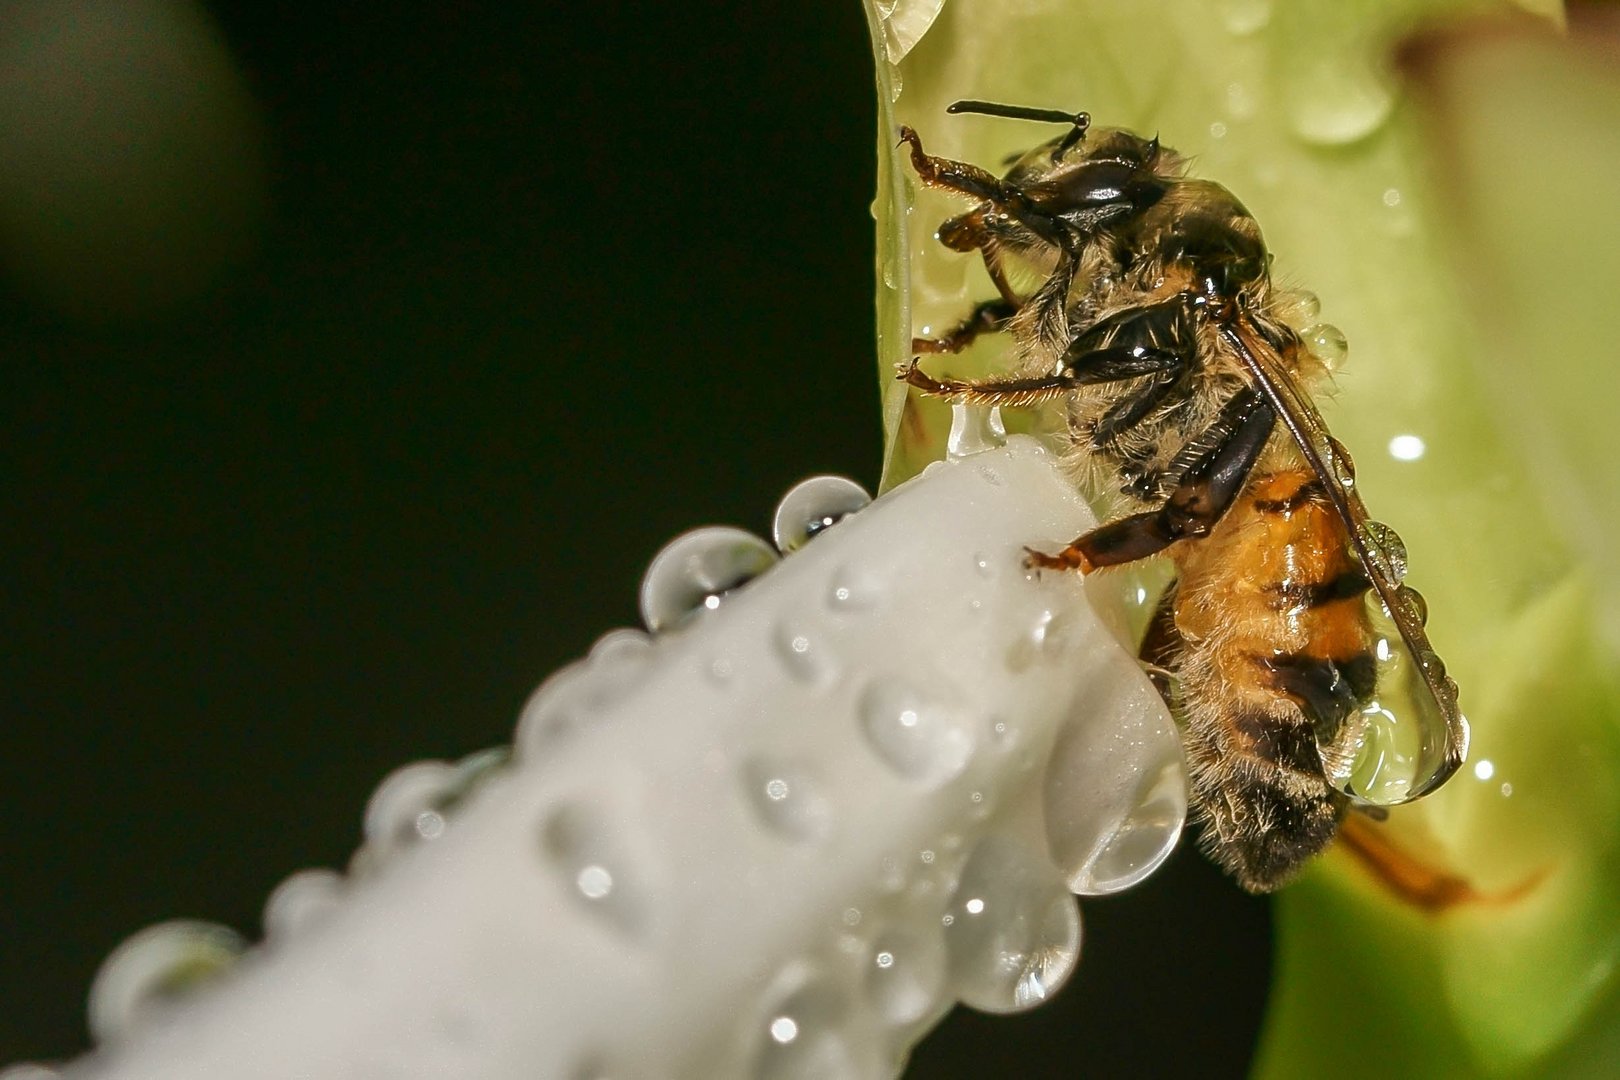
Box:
[897,126,1073,252]
[900,343,1183,410]
[1026,388,1275,572]
[1138,581,1182,700]
[913,299,1019,355]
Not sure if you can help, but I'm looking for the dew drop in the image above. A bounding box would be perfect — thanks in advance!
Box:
[1293,290,1322,324]
[363,760,456,852]
[1208,121,1228,139]
[943,836,1080,1012]
[88,921,245,1044]
[539,804,644,936]
[1044,702,1187,895]
[825,565,883,612]
[772,476,872,553]
[1303,323,1348,370]
[1396,585,1429,626]
[263,867,344,941]
[1382,187,1402,208]
[1284,51,1396,146]
[1359,520,1410,584]
[773,620,836,685]
[1326,436,1357,491]
[946,404,1006,459]
[740,758,832,842]
[639,527,778,632]
[857,680,974,787]
[865,927,946,1024]
[754,979,870,1080]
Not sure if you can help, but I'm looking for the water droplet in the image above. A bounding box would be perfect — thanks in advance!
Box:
[364,760,455,852]
[1208,121,1228,139]
[824,564,882,612]
[88,921,245,1044]
[1303,323,1348,370]
[943,836,1080,1012]
[879,0,946,63]
[1284,50,1396,146]
[1293,290,1322,324]
[1382,187,1402,207]
[773,620,835,685]
[1044,699,1187,895]
[1217,0,1271,35]
[639,527,778,632]
[1225,81,1257,120]
[263,867,344,941]
[1006,606,1081,673]
[740,758,832,842]
[1326,436,1356,491]
[972,552,995,579]
[865,927,946,1024]
[1359,520,1409,583]
[772,476,872,553]
[539,805,643,936]
[754,979,871,1080]
[946,404,1006,459]
[858,680,975,787]
[1473,758,1495,782]
[1397,585,1429,626]
[1320,591,1466,805]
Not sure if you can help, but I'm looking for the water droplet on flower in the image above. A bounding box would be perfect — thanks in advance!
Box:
[263,867,345,941]
[1388,433,1426,462]
[1045,699,1186,895]
[753,978,870,1080]
[946,404,1006,459]
[857,680,974,787]
[741,758,832,842]
[88,921,245,1044]
[773,621,835,685]
[772,476,872,553]
[639,527,778,632]
[364,760,456,852]
[943,836,1080,1012]
[539,805,644,936]
[865,927,946,1024]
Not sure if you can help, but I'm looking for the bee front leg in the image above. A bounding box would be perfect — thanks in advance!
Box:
[913,298,1019,355]
[1027,387,1275,573]
[897,127,1072,251]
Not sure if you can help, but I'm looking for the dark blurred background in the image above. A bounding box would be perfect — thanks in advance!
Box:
[0,3,1268,1074]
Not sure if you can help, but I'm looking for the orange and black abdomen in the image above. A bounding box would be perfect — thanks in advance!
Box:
[1165,467,1375,892]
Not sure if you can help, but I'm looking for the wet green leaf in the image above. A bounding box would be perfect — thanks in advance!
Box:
[864,1,1620,1074]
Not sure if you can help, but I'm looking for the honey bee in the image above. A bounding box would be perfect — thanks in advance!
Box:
[897,101,1469,893]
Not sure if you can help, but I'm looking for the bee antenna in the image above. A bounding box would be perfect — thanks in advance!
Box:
[945,100,1091,161]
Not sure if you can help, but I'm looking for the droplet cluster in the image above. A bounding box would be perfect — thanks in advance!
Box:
[58,447,1186,1078]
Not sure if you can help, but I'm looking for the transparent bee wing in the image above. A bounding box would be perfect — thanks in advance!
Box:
[1221,322,1469,806]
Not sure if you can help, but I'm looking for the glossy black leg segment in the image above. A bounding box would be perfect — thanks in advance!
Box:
[912,299,1019,355]
[1026,388,1275,572]
[898,127,1072,251]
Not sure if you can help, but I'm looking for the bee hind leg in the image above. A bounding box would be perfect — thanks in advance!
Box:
[1026,387,1275,573]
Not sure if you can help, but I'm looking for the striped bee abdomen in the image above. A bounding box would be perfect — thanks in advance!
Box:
[1168,467,1374,892]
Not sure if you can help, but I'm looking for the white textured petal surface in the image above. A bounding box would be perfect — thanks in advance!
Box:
[58,437,1183,1080]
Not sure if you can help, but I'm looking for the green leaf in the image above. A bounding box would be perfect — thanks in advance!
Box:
[865,1,1620,1074]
